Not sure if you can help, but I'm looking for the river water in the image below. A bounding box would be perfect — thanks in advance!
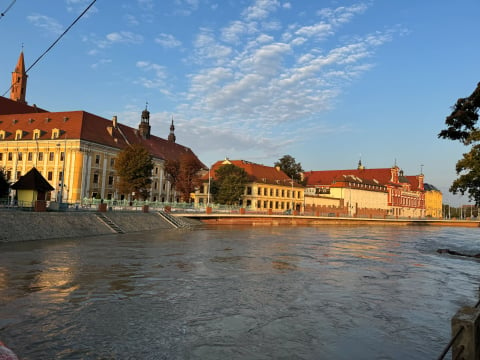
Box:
[0,225,479,359]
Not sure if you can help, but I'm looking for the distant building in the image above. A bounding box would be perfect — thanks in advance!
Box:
[303,161,426,218]
[0,51,204,203]
[195,159,304,212]
[424,183,443,218]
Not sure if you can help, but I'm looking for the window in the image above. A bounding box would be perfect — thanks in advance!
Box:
[27,152,33,161]
[6,171,11,180]
[95,155,100,165]
[247,187,252,195]
[59,171,63,181]
[108,175,114,185]
[49,152,54,161]
[60,152,64,161]
[0,132,3,140]
[110,158,115,167]
[38,152,43,161]
[8,152,12,161]
[93,174,99,184]
[16,171,20,179]
[52,129,59,139]
[33,131,39,140]
[18,152,22,161]
[15,131,21,140]
[155,167,158,174]
[257,187,261,195]
[47,171,53,181]
[0,153,2,161]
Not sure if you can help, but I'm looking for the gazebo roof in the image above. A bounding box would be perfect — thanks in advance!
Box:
[11,167,54,192]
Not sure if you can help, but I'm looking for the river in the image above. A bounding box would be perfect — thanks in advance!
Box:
[0,225,479,359]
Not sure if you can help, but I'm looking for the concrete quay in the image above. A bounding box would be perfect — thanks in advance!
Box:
[0,211,478,243]
[180,213,480,228]
[0,211,179,243]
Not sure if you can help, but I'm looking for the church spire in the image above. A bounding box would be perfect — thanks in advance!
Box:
[10,50,28,103]
[168,117,176,143]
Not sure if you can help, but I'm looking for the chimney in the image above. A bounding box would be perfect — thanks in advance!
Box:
[112,115,118,129]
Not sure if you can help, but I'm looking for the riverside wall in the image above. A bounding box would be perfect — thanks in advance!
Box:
[0,211,178,243]
[1,211,478,243]
[182,213,480,228]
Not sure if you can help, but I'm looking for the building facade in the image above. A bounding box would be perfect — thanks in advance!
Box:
[195,159,304,212]
[0,52,204,204]
[424,183,443,218]
[304,162,427,218]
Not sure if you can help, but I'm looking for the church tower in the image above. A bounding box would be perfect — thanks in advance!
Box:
[168,117,176,143]
[10,51,28,103]
[138,103,151,139]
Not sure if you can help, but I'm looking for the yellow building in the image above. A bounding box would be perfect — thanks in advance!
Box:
[0,52,203,204]
[195,159,304,212]
[424,183,443,218]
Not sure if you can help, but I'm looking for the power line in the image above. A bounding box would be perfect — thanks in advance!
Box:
[2,0,97,96]
[0,0,17,21]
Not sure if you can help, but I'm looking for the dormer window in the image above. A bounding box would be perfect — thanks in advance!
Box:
[52,128,60,139]
[33,129,41,140]
[0,130,4,140]
[15,130,23,140]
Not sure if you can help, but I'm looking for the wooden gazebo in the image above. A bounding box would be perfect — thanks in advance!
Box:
[11,167,54,211]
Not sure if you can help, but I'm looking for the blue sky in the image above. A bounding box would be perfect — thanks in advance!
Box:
[1,0,479,205]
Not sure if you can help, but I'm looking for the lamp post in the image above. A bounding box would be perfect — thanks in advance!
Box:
[207,166,211,206]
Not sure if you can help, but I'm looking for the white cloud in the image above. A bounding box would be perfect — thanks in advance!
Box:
[106,31,143,44]
[27,14,64,35]
[243,0,280,21]
[155,33,182,48]
[134,61,173,95]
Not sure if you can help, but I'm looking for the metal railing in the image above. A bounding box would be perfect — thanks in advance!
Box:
[437,288,480,360]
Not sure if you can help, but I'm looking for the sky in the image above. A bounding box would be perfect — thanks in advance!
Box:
[1,0,479,205]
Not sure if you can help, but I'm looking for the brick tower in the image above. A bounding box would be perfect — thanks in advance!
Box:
[10,51,28,103]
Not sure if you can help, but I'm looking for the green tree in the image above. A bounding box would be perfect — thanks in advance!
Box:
[0,167,9,199]
[212,164,250,205]
[274,155,304,183]
[439,82,480,204]
[114,143,154,200]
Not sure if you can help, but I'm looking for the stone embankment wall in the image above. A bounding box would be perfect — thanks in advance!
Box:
[0,211,179,243]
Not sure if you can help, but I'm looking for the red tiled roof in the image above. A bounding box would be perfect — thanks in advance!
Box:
[304,168,402,187]
[0,96,47,114]
[204,159,302,187]
[0,108,204,165]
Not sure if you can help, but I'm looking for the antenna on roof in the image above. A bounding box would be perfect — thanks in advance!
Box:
[420,164,424,175]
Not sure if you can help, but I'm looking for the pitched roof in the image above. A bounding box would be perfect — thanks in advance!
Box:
[204,159,302,187]
[11,167,54,191]
[0,96,47,115]
[0,108,204,166]
[304,168,397,186]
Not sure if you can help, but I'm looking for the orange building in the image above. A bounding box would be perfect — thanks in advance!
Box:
[0,52,204,204]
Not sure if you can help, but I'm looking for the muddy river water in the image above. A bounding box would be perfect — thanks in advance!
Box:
[0,225,479,359]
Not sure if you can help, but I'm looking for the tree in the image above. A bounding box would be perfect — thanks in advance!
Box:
[439,82,480,204]
[114,143,154,200]
[0,167,9,199]
[175,153,204,202]
[212,164,250,205]
[274,155,304,183]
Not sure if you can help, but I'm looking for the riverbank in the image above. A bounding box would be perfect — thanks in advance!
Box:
[0,211,478,243]
[181,213,480,228]
[0,211,191,243]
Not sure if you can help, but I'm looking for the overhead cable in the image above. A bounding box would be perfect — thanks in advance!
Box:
[2,0,97,96]
[0,0,17,21]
